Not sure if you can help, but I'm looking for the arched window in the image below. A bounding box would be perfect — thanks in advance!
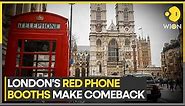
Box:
[126,61,130,68]
[99,64,102,73]
[108,39,118,61]
[97,61,102,73]
[124,8,128,21]
[82,68,86,77]
[96,7,101,22]
[75,68,80,77]
[86,68,89,77]
[96,39,101,47]
[125,38,130,46]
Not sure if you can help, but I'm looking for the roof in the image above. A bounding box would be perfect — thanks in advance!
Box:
[12,12,68,21]
[108,20,117,31]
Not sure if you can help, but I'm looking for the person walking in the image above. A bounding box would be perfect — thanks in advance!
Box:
[175,78,180,90]
[169,78,174,92]
[166,78,169,89]
[159,77,163,87]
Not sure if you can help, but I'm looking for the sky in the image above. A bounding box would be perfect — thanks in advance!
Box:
[47,4,180,67]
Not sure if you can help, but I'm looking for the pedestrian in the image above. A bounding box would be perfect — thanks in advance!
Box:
[169,79,174,92]
[159,78,162,87]
[179,78,183,90]
[175,78,180,90]
[166,78,169,89]
[161,78,164,87]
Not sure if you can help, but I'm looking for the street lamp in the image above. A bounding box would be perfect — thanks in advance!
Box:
[116,48,119,64]
[122,58,126,76]
[69,3,75,67]
[132,39,137,73]
[116,48,120,75]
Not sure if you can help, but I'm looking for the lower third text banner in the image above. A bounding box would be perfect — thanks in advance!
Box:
[4,77,147,103]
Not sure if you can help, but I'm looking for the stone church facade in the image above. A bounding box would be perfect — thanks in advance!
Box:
[89,4,151,76]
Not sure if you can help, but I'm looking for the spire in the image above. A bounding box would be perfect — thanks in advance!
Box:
[144,36,146,41]
[147,35,150,41]
[73,42,77,52]
[108,20,117,31]
[138,27,143,39]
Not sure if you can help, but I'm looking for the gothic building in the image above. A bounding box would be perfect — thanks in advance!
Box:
[70,44,90,77]
[161,39,182,80]
[89,4,152,76]
[137,36,151,68]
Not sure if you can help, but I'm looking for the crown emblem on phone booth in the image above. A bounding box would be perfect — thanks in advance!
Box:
[36,15,44,21]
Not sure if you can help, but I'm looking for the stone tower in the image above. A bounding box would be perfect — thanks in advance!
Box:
[137,36,152,68]
[89,4,107,76]
[90,4,107,33]
[89,4,139,76]
[115,4,137,73]
[115,4,135,33]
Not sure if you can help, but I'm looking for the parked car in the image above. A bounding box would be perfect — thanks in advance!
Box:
[132,73,161,102]
[154,77,161,83]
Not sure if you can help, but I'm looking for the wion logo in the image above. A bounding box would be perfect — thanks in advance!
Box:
[163,6,182,30]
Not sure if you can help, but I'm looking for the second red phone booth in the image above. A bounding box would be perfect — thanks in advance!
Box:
[4,12,69,77]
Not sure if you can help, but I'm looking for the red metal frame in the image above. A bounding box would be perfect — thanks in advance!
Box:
[4,12,69,77]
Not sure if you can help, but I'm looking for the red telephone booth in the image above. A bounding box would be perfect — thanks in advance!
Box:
[4,12,69,77]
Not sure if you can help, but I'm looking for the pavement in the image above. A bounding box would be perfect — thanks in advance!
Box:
[157,84,183,103]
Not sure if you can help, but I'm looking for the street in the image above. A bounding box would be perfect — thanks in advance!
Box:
[157,84,183,103]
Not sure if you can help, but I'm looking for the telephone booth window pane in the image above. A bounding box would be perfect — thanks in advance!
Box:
[20,54,52,67]
[51,69,55,76]
[21,69,33,77]
[51,62,55,68]
[38,73,44,77]
[52,55,55,61]
[44,73,48,77]
[32,69,55,77]
[17,40,22,52]
[37,55,50,61]
[33,69,48,77]
[51,55,56,68]
[52,42,56,52]
[16,54,21,67]
[24,40,50,52]
[15,68,19,76]
[22,54,35,67]
[34,62,49,67]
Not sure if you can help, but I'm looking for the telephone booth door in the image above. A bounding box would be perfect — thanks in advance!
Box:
[4,12,69,77]
[15,38,56,77]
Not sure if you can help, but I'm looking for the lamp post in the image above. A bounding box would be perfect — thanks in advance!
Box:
[116,48,119,65]
[116,48,120,75]
[123,58,127,75]
[86,54,90,77]
[122,58,126,76]
[132,39,137,73]
[69,3,75,67]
